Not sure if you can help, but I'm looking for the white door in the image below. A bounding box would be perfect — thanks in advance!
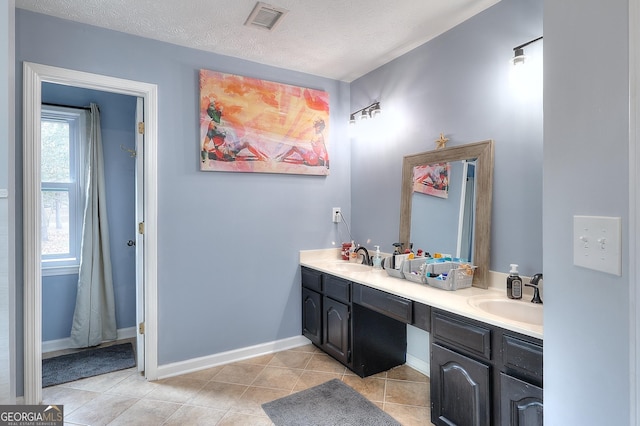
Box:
[135,97,145,373]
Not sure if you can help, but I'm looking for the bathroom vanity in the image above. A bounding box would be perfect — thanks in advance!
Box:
[300,250,543,426]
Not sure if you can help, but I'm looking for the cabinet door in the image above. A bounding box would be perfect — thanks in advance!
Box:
[500,373,543,426]
[302,288,322,346]
[431,343,491,426]
[322,296,350,365]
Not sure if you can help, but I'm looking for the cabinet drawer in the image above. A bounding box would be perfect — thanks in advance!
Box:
[301,267,323,292]
[432,310,491,361]
[324,275,351,303]
[502,335,543,385]
[412,302,431,332]
[352,284,412,323]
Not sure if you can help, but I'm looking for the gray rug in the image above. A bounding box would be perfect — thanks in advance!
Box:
[262,378,401,426]
[42,342,136,387]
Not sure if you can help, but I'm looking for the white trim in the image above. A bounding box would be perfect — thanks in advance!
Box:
[22,62,158,404]
[41,266,79,277]
[631,0,640,424]
[156,336,311,380]
[42,326,137,354]
[405,353,430,378]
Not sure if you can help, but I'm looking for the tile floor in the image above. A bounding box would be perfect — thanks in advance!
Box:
[43,343,434,425]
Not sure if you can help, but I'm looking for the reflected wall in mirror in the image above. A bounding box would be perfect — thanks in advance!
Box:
[399,140,494,288]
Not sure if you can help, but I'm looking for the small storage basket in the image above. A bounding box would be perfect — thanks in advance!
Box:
[383,256,405,279]
[401,258,429,284]
[425,261,476,291]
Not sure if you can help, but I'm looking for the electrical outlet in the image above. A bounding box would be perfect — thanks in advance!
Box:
[332,207,341,223]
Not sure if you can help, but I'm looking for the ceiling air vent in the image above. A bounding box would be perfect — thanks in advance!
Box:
[244,2,289,31]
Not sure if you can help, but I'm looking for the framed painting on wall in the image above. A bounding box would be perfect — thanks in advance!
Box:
[413,163,450,198]
[199,69,330,175]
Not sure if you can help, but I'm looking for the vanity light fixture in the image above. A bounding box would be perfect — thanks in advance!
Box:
[349,101,382,124]
[512,36,543,66]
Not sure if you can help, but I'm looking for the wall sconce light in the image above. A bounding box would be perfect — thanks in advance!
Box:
[349,101,381,124]
[512,36,543,66]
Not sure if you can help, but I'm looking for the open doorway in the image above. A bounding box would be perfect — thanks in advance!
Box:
[39,84,139,386]
[22,62,159,404]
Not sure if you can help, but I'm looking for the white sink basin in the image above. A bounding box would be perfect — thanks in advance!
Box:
[468,296,543,326]
[328,261,372,273]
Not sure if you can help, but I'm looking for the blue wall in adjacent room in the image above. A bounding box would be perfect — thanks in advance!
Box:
[41,83,137,342]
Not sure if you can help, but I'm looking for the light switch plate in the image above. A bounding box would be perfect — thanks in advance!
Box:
[573,215,621,275]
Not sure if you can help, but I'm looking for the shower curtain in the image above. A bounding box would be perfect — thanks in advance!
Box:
[70,103,117,348]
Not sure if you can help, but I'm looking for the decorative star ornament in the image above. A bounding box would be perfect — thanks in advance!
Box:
[435,133,449,149]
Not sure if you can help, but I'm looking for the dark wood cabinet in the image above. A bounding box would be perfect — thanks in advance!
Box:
[302,287,322,346]
[500,373,543,426]
[300,267,407,377]
[301,268,323,346]
[431,309,543,426]
[322,296,350,365]
[301,265,543,425]
[431,343,491,426]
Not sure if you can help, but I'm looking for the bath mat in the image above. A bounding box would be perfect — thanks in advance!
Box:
[262,378,401,426]
[42,342,136,387]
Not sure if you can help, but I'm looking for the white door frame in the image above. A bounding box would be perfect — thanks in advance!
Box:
[135,97,146,372]
[22,62,158,404]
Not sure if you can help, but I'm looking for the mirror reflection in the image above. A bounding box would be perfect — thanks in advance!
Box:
[410,159,476,262]
[399,140,493,288]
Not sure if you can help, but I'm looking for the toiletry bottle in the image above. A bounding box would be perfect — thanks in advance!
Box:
[372,245,383,270]
[507,264,522,299]
[391,243,402,269]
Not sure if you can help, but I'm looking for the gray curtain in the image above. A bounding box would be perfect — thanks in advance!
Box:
[70,103,117,348]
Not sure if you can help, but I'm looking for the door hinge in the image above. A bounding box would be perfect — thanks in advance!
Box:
[138,122,145,134]
[138,322,145,334]
[138,222,144,235]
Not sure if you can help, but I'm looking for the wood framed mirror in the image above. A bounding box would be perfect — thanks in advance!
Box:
[399,140,494,288]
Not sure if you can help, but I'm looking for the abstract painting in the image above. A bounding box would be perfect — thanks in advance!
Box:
[199,69,330,175]
[413,163,450,198]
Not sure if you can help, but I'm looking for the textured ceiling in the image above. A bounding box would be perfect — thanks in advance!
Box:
[15,0,500,82]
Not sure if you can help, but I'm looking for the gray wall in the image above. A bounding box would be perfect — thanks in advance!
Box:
[349,0,544,278]
[544,0,630,423]
[15,9,351,395]
[347,0,544,391]
[41,84,137,342]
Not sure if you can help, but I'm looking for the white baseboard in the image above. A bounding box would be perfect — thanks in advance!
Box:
[406,353,430,378]
[42,326,137,353]
[156,335,311,380]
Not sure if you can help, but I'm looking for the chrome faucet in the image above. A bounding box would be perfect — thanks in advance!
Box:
[355,246,371,265]
[524,273,543,304]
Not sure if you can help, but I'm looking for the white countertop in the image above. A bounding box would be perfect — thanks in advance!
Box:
[300,248,543,341]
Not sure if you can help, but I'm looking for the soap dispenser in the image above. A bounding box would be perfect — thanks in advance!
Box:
[507,264,522,299]
[372,245,383,270]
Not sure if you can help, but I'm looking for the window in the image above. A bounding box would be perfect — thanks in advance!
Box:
[41,105,88,275]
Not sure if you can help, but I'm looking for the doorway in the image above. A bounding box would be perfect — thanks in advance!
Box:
[39,85,139,383]
[23,62,159,404]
